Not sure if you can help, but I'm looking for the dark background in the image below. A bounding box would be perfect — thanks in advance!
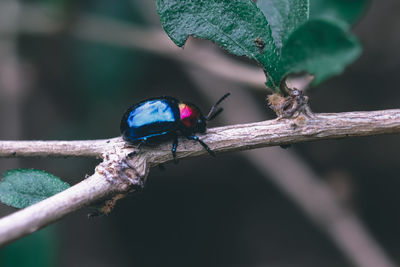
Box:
[1,0,400,266]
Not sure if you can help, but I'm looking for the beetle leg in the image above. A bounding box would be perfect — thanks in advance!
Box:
[127,140,146,158]
[172,136,179,163]
[186,135,215,157]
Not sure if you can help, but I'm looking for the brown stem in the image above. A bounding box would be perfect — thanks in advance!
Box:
[1,109,400,160]
[1,109,400,246]
[0,139,114,158]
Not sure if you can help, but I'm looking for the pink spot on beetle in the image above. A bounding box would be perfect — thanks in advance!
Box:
[179,103,200,128]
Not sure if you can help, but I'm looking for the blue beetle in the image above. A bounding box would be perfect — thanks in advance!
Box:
[120,93,230,161]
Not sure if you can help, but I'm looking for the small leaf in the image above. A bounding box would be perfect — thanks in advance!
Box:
[279,19,362,85]
[0,169,70,209]
[310,0,370,27]
[257,0,309,50]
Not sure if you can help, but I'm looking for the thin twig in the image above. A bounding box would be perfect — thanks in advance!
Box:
[0,139,113,158]
[1,109,400,246]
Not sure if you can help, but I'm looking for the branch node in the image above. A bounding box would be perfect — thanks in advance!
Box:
[90,150,150,215]
[267,87,314,119]
[96,152,148,191]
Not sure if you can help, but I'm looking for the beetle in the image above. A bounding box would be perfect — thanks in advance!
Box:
[120,93,230,161]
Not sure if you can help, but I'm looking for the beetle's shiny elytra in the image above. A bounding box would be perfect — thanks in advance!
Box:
[120,93,230,161]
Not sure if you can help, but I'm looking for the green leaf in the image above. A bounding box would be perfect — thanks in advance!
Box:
[310,0,370,27]
[278,19,362,85]
[155,0,277,84]
[0,169,70,209]
[156,0,362,91]
[257,0,309,50]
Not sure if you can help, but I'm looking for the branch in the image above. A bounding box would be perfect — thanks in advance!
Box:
[0,139,112,158]
[1,109,399,159]
[143,109,400,165]
[1,109,400,246]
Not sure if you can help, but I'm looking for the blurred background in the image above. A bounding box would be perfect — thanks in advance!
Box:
[0,0,400,266]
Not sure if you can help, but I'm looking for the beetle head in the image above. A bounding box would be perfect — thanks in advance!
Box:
[193,116,207,133]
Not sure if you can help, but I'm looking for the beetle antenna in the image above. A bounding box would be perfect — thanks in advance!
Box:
[207,108,223,121]
[206,93,230,120]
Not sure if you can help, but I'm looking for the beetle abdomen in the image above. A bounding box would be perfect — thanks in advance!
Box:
[120,98,180,142]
